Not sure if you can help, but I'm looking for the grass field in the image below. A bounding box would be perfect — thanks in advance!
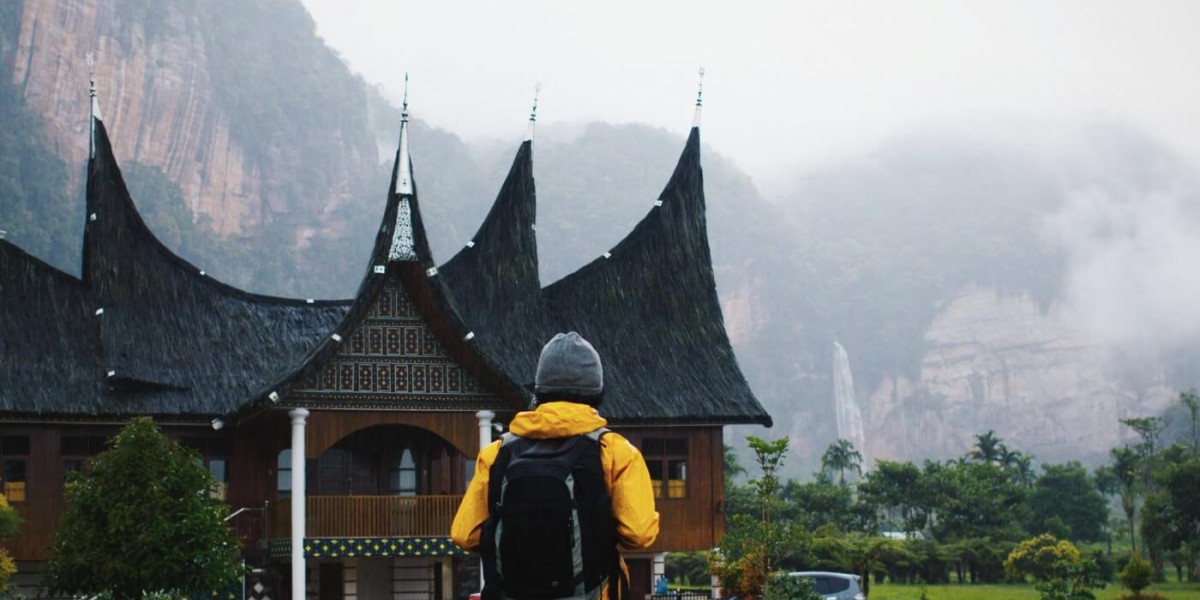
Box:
[866,581,1200,600]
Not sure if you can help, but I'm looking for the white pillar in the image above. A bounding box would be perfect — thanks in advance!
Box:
[475,410,496,590]
[654,552,667,596]
[290,408,309,600]
[476,410,495,448]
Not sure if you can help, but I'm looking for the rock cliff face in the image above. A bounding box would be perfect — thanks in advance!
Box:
[10,0,375,238]
[860,286,1175,464]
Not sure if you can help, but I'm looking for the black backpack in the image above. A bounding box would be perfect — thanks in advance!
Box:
[481,428,620,600]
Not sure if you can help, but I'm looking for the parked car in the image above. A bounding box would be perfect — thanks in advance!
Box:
[787,571,866,600]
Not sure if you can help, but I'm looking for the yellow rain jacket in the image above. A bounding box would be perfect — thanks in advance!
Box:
[451,401,660,600]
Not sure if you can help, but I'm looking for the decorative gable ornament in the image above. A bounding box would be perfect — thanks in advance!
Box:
[388,199,416,261]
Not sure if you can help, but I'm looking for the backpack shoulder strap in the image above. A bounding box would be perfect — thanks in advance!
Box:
[584,427,610,442]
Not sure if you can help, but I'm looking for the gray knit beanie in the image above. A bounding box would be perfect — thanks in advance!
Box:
[534,332,604,400]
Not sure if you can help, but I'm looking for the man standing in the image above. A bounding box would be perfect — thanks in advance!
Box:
[452,332,659,600]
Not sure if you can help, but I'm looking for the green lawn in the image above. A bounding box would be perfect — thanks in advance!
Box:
[867,581,1200,600]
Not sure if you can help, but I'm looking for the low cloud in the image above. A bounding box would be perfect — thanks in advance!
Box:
[1047,184,1200,354]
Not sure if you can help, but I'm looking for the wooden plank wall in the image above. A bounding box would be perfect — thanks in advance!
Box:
[616,426,725,553]
[0,422,224,561]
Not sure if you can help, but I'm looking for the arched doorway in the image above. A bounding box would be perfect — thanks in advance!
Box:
[311,425,466,497]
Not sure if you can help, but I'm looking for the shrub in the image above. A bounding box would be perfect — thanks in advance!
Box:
[0,493,20,592]
[1118,552,1152,595]
[765,573,821,600]
[1004,534,1082,581]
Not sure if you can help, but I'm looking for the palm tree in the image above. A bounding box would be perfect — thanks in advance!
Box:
[967,430,1004,464]
[821,438,863,485]
[1010,454,1036,488]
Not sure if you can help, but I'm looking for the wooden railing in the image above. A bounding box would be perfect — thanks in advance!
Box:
[270,495,462,539]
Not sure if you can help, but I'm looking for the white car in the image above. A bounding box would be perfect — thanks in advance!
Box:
[788,571,866,600]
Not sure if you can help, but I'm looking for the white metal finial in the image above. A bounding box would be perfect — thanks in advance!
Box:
[525,82,541,142]
[87,52,102,157]
[401,72,409,122]
[393,72,413,196]
[692,67,705,128]
[388,72,417,261]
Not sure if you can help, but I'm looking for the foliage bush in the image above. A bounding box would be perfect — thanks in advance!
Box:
[42,417,242,599]
[1004,535,1104,600]
[764,572,821,600]
[0,494,20,593]
[1118,552,1153,595]
[1004,534,1083,582]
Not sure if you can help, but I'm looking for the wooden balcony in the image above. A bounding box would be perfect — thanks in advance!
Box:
[269,495,462,539]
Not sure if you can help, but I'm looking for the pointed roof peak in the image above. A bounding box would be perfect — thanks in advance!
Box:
[692,66,704,129]
[393,73,413,196]
[524,83,541,142]
[87,52,103,158]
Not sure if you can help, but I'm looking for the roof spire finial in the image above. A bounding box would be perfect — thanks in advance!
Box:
[692,66,704,128]
[87,51,102,158]
[401,72,409,123]
[524,82,541,142]
[394,72,413,196]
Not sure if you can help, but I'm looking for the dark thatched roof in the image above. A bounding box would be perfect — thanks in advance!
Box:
[235,119,528,415]
[441,140,540,332]
[0,240,105,413]
[440,128,771,426]
[1,113,767,427]
[0,118,351,417]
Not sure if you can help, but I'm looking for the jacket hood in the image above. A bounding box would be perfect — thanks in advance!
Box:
[508,401,609,438]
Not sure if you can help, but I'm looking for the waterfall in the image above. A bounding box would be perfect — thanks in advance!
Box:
[833,342,867,458]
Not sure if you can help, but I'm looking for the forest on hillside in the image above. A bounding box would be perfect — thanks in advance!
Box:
[3,0,1200,476]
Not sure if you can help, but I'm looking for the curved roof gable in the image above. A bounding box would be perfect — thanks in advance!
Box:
[440,127,771,426]
[82,118,349,415]
[240,114,528,414]
[0,241,105,414]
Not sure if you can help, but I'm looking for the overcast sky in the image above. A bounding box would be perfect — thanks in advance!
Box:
[298,0,1200,188]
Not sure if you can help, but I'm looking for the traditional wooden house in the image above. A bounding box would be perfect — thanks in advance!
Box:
[0,90,771,600]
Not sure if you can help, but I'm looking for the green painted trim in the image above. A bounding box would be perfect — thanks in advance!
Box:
[268,536,467,559]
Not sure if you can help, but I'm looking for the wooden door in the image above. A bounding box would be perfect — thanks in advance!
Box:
[319,562,344,600]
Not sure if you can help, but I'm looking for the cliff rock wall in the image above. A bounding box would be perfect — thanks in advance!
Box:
[10,0,377,242]
[861,286,1175,464]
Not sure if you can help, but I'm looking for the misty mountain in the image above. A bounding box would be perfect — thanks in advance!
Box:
[3,0,1198,477]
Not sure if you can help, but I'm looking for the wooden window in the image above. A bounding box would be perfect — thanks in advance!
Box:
[278,449,292,499]
[62,435,106,478]
[389,448,418,496]
[181,437,231,499]
[1,435,29,502]
[643,438,687,499]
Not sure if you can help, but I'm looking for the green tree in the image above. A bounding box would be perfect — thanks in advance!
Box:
[712,436,791,600]
[926,460,1028,583]
[779,479,857,533]
[1028,462,1108,542]
[1181,391,1200,454]
[820,438,863,485]
[1141,453,1200,582]
[858,459,929,534]
[1121,417,1164,456]
[749,436,789,593]
[968,430,1005,464]
[1010,453,1038,488]
[43,417,242,599]
[1118,552,1152,595]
